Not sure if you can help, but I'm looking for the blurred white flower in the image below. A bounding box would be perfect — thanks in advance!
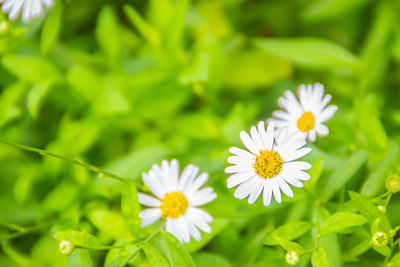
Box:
[225,121,312,206]
[0,0,53,22]
[139,159,216,243]
[270,83,337,142]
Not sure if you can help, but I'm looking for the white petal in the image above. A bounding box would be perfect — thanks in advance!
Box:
[169,159,179,190]
[225,165,253,174]
[42,0,53,7]
[250,125,265,151]
[190,187,217,206]
[234,177,255,200]
[169,218,184,243]
[270,179,282,203]
[272,110,292,121]
[229,147,255,161]
[284,161,312,171]
[139,208,162,227]
[8,0,24,21]
[308,130,316,142]
[178,164,196,191]
[138,193,161,207]
[176,217,190,243]
[227,171,256,189]
[22,0,33,22]
[248,178,264,204]
[315,124,329,136]
[187,220,202,241]
[2,0,15,12]
[298,84,309,109]
[263,180,273,206]
[280,90,302,114]
[281,147,312,162]
[184,173,208,197]
[283,177,304,188]
[240,130,259,155]
[319,94,332,112]
[264,121,275,150]
[187,207,213,223]
[317,105,338,123]
[142,172,165,199]
[227,155,251,165]
[277,177,294,198]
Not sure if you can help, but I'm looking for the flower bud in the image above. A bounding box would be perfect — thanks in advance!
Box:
[59,240,74,256]
[386,175,400,193]
[372,231,388,248]
[377,205,386,213]
[285,251,299,266]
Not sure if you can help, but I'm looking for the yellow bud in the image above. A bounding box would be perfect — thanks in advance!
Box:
[59,240,74,256]
[285,251,299,266]
[386,175,400,193]
[372,231,388,248]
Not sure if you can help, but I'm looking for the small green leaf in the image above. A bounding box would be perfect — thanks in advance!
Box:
[324,150,368,200]
[27,82,52,119]
[164,232,195,267]
[373,245,391,257]
[348,191,391,231]
[342,239,371,262]
[87,208,131,240]
[254,37,359,70]
[275,237,304,254]
[121,180,141,237]
[361,143,399,196]
[40,0,62,54]
[178,53,209,84]
[105,241,141,267]
[319,212,367,236]
[53,230,102,249]
[389,253,400,266]
[123,5,160,45]
[2,55,61,84]
[141,242,169,267]
[312,247,330,267]
[96,5,122,61]
[263,221,315,246]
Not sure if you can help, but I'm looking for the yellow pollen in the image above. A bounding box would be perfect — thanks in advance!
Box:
[253,150,283,179]
[297,112,315,132]
[160,192,188,219]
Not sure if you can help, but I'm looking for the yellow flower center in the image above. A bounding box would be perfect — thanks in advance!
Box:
[253,150,283,179]
[297,112,315,132]
[160,192,189,219]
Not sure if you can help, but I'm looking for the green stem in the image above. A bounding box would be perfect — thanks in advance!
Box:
[0,137,126,183]
[384,193,393,208]
[0,221,53,241]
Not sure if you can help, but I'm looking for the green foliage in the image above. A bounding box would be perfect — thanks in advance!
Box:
[0,0,400,266]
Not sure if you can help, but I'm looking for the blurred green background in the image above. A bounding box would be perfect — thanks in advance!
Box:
[0,0,400,266]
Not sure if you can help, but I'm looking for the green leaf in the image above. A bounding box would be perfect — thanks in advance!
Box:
[121,180,141,237]
[361,143,399,196]
[302,0,371,21]
[192,252,232,267]
[27,82,52,119]
[123,5,160,45]
[275,237,304,254]
[319,212,367,236]
[163,232,195,267]
[348,191,391,231]
[67,249,93,267]
[324,150,368,200]
[373,245,391,257]
[105,241,141,267]
[2,55,61,84]
[87,208,131,240]
[96,5,122,61]
[178,53,209,84]
[40,0,62,54]
[253,37,359,70]
[342,238,371,262]
[53,230,102,249]
[312,247,330,267]
[141,242,169,267]
[263,221,315,246]
[389,253,400,266]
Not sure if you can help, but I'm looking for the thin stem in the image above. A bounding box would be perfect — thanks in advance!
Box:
[384,193,393,208]
[0,221,53,241]
[0,137,127,183]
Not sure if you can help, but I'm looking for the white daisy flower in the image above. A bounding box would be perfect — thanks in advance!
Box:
[139,159,217,243]
[0,0,53,22]
[225,121,312,206]
[270,83,338,142]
